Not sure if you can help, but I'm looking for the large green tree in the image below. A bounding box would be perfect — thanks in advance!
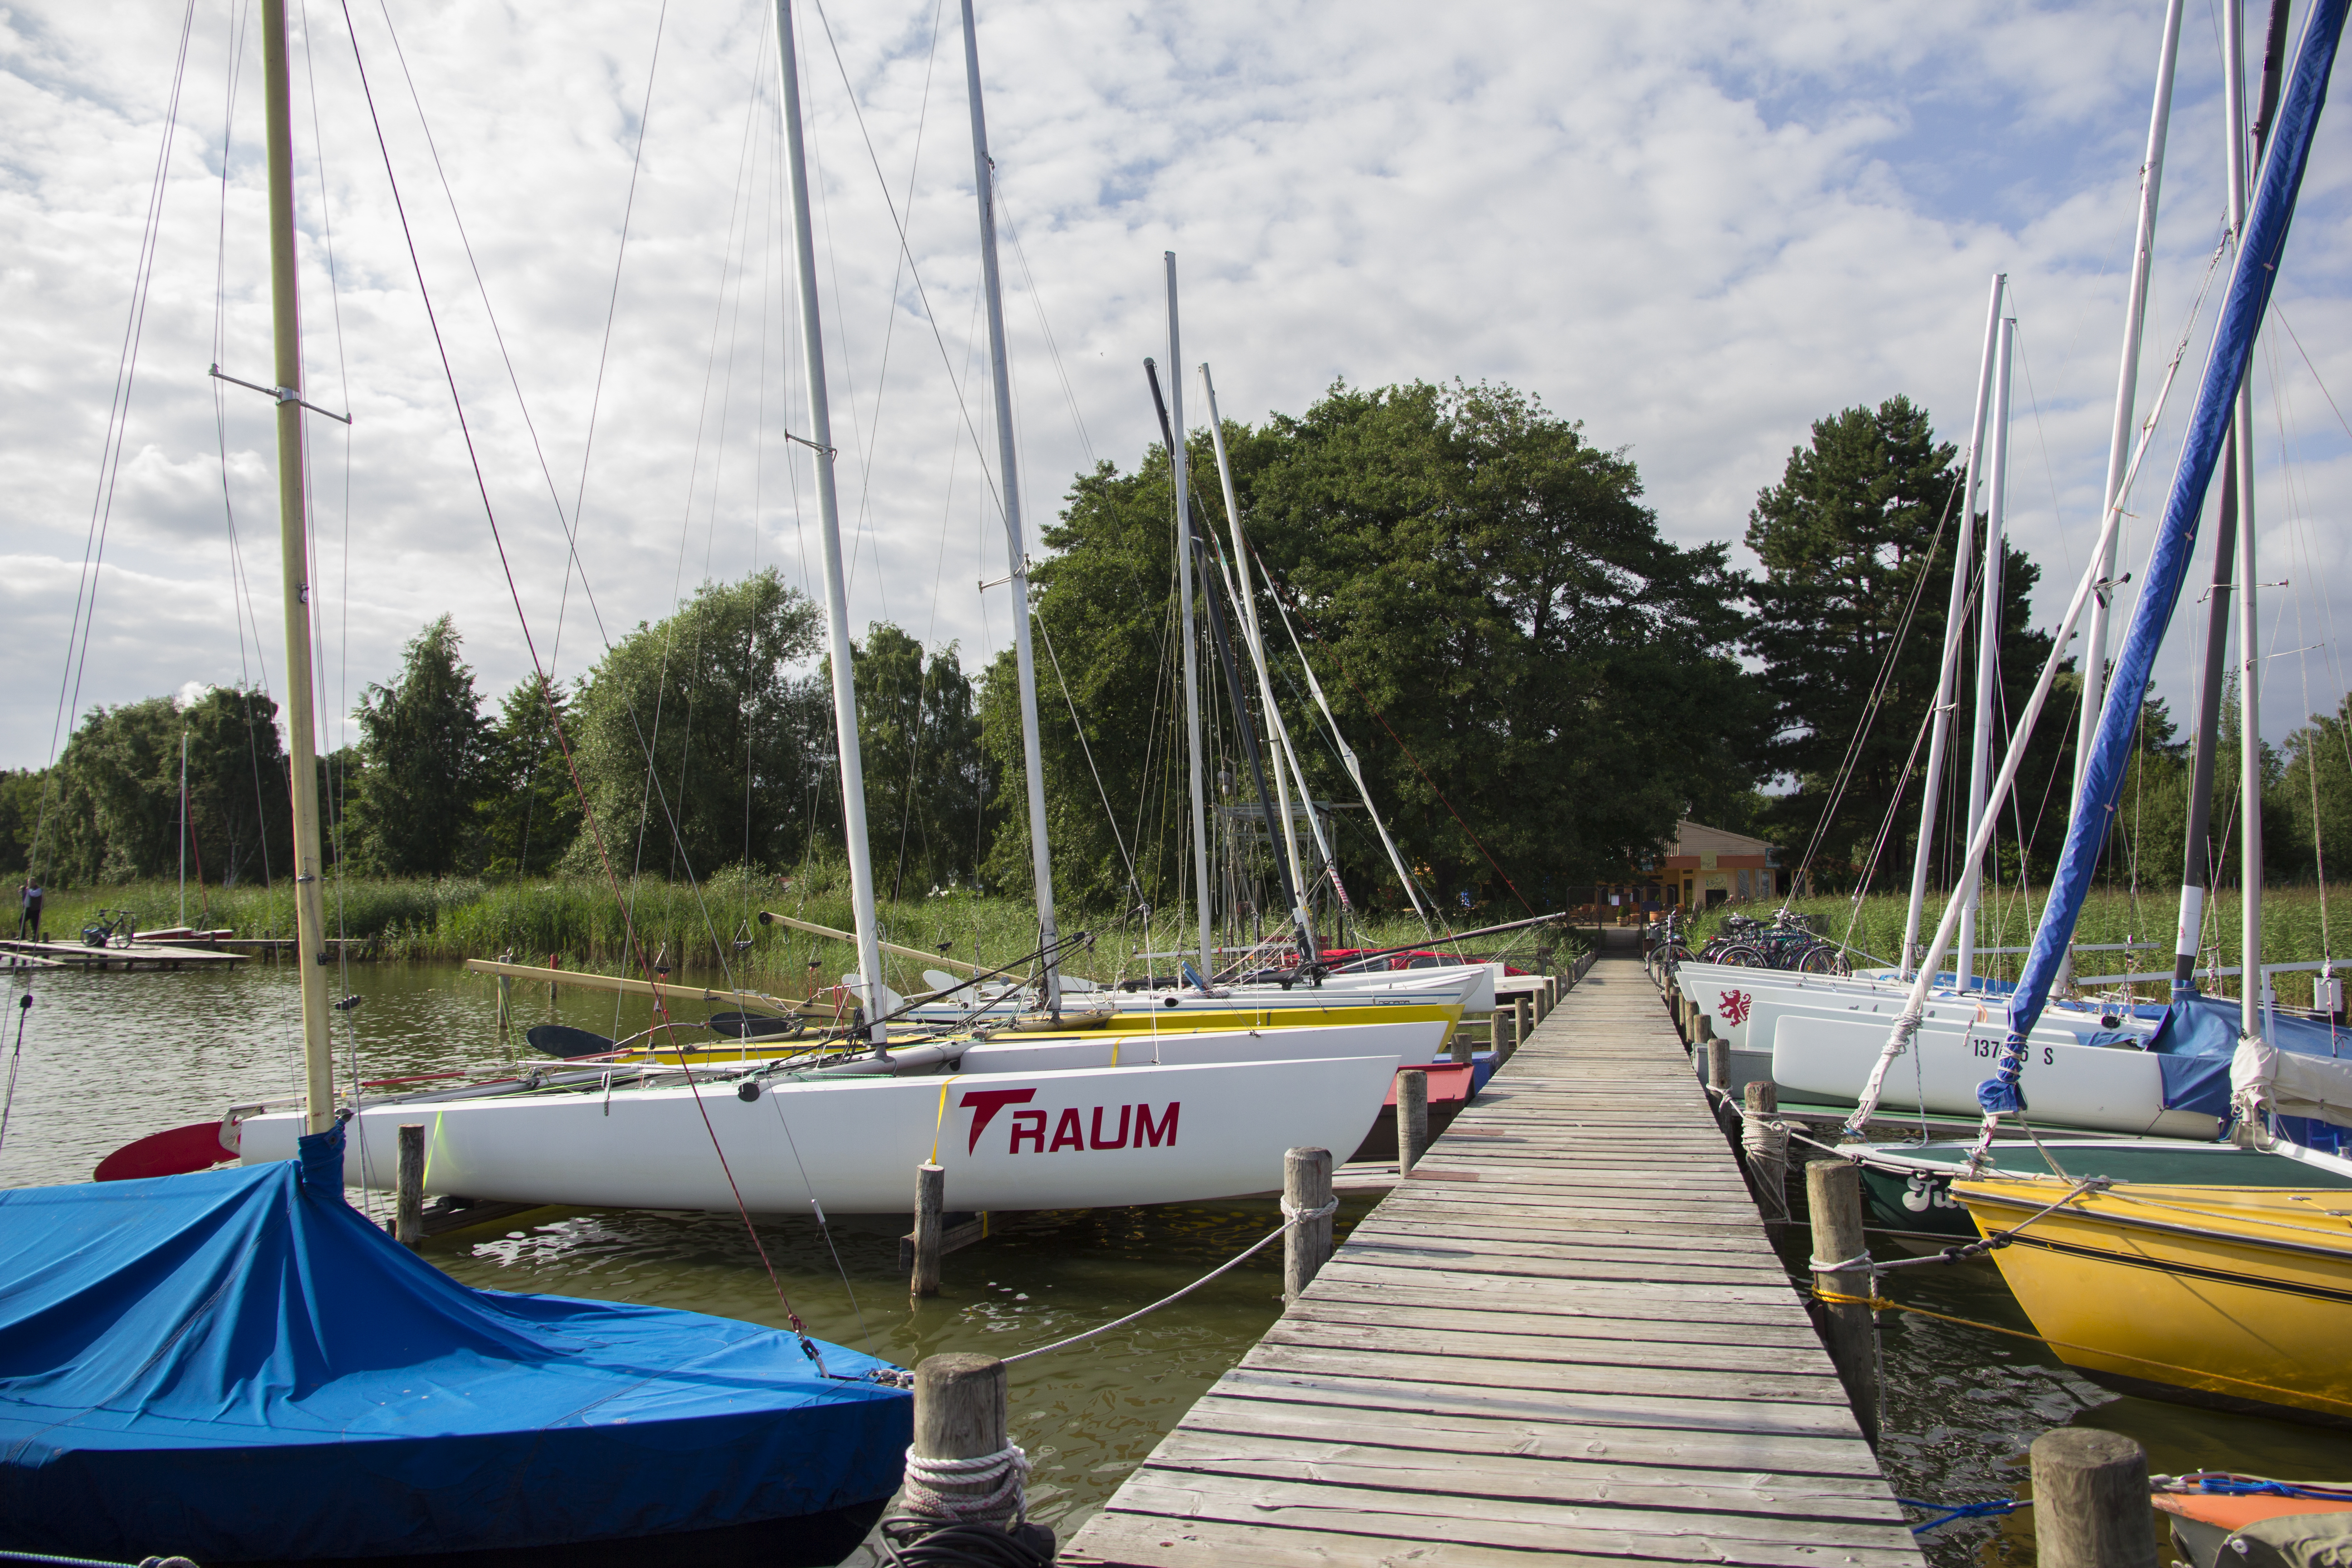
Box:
[989,379,1767,913]
[42,686,293,886]
[570,569,827,876]
[348,616,490,875]
[854,624,994,901]
[1745,397,2061,891]
[478,675,585,876]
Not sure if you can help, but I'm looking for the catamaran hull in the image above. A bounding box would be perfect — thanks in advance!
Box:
[240,1054,1400,1213]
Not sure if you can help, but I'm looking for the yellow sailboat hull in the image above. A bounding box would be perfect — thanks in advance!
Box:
[1952,1176,2352,1424]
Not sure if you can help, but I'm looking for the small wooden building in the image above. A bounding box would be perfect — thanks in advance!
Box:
[1649,819,1781,909]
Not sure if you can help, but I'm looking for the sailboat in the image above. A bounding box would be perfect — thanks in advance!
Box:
[1928,0,2352,1425]
[0,0,913,1558]
[237,0,1402,1213]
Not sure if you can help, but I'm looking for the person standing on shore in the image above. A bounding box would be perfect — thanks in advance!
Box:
[17,878,43,942]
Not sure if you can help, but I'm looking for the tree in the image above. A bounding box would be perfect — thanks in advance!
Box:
[348,616,490,875]
[1745,397,2061,890]
[995,378,1767,913]
[853,624,993,900]
[570,570,828,876]
[478,676,584,876]
[43,687,292,886]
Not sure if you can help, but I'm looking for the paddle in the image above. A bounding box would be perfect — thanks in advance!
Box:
[706,1012,804,1041]
[95,1122,236,1181]
[524,1024,621,1059]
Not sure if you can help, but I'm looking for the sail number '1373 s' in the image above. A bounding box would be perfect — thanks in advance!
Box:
[961,1088,1178,1154]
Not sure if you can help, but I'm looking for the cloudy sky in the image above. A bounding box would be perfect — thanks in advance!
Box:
[5,0,2351,779]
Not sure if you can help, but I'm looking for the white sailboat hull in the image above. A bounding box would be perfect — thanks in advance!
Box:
[1769,1012,2215,1138]
[239,1053,1401,1213]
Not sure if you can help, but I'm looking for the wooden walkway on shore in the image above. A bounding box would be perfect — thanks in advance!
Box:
[1065,953,1923,1568]
[0,938,246,971]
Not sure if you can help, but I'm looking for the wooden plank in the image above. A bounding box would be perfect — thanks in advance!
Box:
[1066,954,1921,1568]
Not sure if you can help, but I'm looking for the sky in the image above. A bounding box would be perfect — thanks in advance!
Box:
[5,0,2352,779]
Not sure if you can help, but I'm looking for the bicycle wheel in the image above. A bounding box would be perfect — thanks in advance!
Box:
[1798,943,1850,976]
[1715,944,1768,967]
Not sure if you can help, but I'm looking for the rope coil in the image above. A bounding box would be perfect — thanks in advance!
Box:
[900,1442,1032,1525]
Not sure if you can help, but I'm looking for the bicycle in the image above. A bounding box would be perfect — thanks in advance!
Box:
[81,908,137,949]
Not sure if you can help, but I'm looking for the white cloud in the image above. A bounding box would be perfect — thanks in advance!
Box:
[3,0,2348,783]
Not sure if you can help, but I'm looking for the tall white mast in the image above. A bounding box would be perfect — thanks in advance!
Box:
[960,0,1059,1011]
[178,729,189,930]
[1199,367,1313,912]
[260,0,333,1133]
[2067,0,2185,991]
[1955,316,2016,993]
[1901,274,2003,979]
[2223,0,2265,1045]
[775,0,887,1046]
[1167,255,1210,976]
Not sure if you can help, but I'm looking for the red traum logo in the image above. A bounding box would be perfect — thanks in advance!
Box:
[959,1089,1179,1155]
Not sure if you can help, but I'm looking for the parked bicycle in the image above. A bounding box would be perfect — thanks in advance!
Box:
[81,909,137,949]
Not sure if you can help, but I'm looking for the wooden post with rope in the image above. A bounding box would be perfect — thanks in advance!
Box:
[1397,1069,1430,1175]
[394,1123,425,1250]
[912,1163,946,1298]
[2031,1429,2157,1568]
[1283,1146,1333,1301]
[1805,1158,1879,1447]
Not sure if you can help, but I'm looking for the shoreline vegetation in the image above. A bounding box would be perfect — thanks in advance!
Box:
[1686,885,2352,1010]
[8,869,1584,990]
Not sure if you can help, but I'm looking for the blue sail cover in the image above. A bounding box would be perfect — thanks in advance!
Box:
[2147,995,2352,1152]
[1995,0,2350,1098]
[0,1127,910,1563]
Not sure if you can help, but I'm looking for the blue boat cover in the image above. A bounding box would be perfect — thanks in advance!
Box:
[2146,994,2352,1142]
[0,1126,910,1563]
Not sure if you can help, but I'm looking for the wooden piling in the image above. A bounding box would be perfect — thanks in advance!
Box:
[1450,1019,1475,1067]
[1491,1005,1516,1063]
[1744,1080,1786,1217]
[395,1123,425,1249]
[1282,1146,1334,1301]
[908,1353,1018,1528]
[1805,1158,1879,1446]
[911,1162,946,1298]
[1396,1068,1430,1175]
[1516,994,1535,1048]
[1706,1037,1731,1093]
[2030,1429,2158,1568]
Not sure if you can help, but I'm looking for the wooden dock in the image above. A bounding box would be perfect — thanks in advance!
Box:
[1065,953,1924,1568]
[0,939,247,971]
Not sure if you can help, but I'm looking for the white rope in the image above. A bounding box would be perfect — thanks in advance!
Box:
[900,1442,1031,1524]
[1002,1199,1335,1364]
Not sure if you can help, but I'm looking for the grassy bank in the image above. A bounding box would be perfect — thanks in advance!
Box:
[15,872,1574,992]
[1686,885,2352,1008]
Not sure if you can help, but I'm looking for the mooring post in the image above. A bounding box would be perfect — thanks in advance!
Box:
[395,1123,425,1249]
[1743,1080,1787,1217]
[912,1162,946,1298]
[1396,1068,1430,1175]
[1450,1017,1475,1067]
[2030,1429,2158,1568]
[1706,1037,1731,1094]
[906,1353,1027,1532]
[1805,1159,1879,1446]
[1283,1145,1334,1300]
[1491,1004,1515,1063]
[1516,994,1535,1049]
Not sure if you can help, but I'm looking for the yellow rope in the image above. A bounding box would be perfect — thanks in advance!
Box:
[927,1074,963,1166]
[1811,1284,2352,1416]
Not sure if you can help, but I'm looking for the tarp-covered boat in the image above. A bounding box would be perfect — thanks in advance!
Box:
[0,1126,909,1565]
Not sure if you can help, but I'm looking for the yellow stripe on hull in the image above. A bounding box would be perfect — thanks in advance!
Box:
[598,1001,1460,1067]
[1952,1176,2352,1422]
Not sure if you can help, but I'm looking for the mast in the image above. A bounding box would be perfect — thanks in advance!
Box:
[1900,274,2002,979]
[775,0,887,1046]
[1955,316,2015,992]
[1200,366,1325,921]
[261,0,333,1135]
[1147,363,1319,974]
[2073,0,2186,892]
[2229,0,2270,1045]
[1166,255,1210,977]
[960,0,1059,1012]
[178,729,189,930]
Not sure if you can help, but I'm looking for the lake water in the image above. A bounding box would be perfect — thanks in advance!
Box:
[6,956,2351,1565]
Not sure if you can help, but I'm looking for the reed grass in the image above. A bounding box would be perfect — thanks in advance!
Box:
[19,871,1572,991]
